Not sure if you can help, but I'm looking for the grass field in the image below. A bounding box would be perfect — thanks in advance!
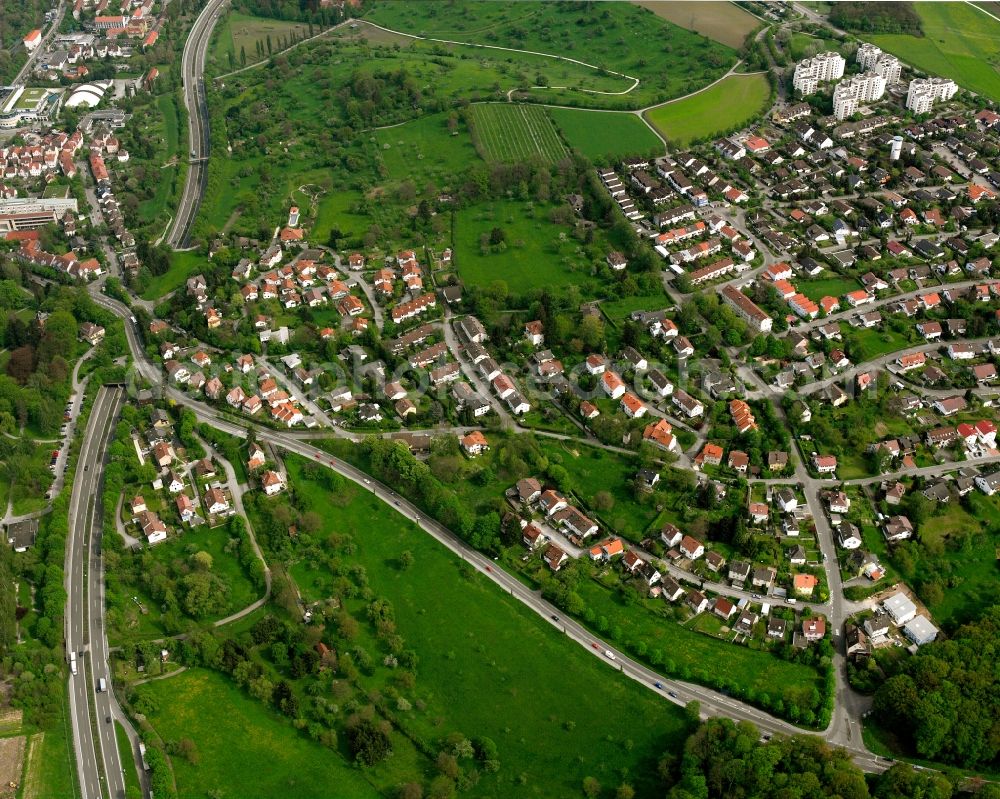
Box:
[139,251,207,301]
[469,104,568,164]
[841,326,913,362]
[540,440,662,540]
[210,11,313,73]
[797,276,861,302]
[547,107,663,162]
[135,93,184,234]
[633,1,760,48]
[905,494,1000,627]
[364,0,737,110]
[241,456,691,797]
[872,2,1000,102]
[644,72,771,146]
[453,199,606,295]
[141,669,383,799]
[22,690,76,799]
[375,111,481,185]
[115,723,141,799]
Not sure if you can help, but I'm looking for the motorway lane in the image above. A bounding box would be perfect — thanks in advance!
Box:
[167,0,229,248]
[66,386,127,799]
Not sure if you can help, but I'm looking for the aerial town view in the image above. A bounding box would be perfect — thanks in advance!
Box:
[0,0,999,797]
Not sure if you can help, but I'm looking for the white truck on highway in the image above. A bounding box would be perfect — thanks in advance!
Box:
[69,651,77,676]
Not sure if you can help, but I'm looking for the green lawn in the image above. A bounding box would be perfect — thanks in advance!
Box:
[375,111,482,185]
[139,251,208,301]
[141,669,383,799]
[909,495,1000,627]
[210,11,313,74]
[245,456,691,797]
[547,107,663,162]
[539,440,661,540]
[872,2,1000,102]
[574,579,827,723]
[796,277,861,302]
[364,0,737,110]
[599,292,672,322]
[469,104,568,163]
[842,326,914,362]
[644,73,772,146]
[115,722,142,799]
[24,688,76,799]
[453,199,606,295]
[135,93,183,232]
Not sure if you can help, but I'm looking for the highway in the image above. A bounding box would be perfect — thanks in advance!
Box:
[66,386,134,799]
[166,0,229,248]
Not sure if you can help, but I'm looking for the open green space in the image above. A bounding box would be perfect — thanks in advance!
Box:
[644,73,771,147]
[547,107,663,162]
[139,251,208,301]
[141,669,383,799]
[897,494,1000,628]
[364,0,737,109]
[469,104,568,164]
[210,11,313,73]
[237,455,691,797]
[633,1,760,49]
[134,93,183,232]
[23,688,77,799]
[375,111,481,185]
[539,439,660,540]
[148,525,260,614]
[573,578,827,724]
[841,326,913,362]
[872,2,1000,103]
[115,722,142,799]
[453,199,607,295]
[599,292,672,321]
[796,276,861,302]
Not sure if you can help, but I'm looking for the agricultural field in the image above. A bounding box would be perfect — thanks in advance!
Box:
[245,456,691,797]
[871,2,1000,102]
[469,104,568,164]
[364,0,738,109]
[209,11,314,73]
[633,0,761,48]
[547,107,663,162]
[375,111,481,185]
[452,199,607,295]
[644,72,771,146]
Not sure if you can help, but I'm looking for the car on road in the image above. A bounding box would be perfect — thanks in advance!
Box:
[604,650,615,661]
[654,681,663,689]
[551,615,559,622]
[668,691,678,698]
[106,716,112,724]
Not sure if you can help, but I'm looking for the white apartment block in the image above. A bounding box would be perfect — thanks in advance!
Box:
[833,73,887,120]
[792,51,845,96]
[871,54,901,84]
[906,77,958,114]
[856,43,882,71]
